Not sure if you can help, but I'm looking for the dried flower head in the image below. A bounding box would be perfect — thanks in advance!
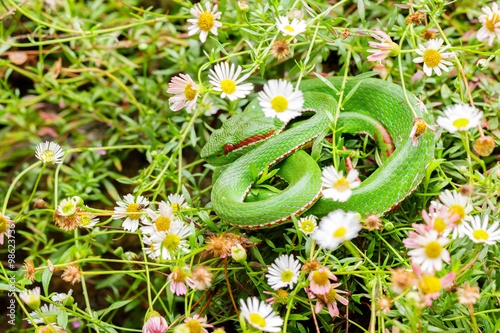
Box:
[53,208,81,232]
[377,295,391,314]
[206,234,234,258]
[406,12,424,25]
[23,260,36,282]
[341,28,350,39]
[389,267,416,293]
[191,265,213,290]
[62,265,81,285]
[270,40,291,60]
[302,260,322,273]
[474,136,495,157]
[459,185,475,197]
[457,282,480,305]
[364,212,382,231]
[34,199,49,210]
[422,29,437,40]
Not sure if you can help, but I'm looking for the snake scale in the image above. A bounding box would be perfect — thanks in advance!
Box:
[201,77,434,229]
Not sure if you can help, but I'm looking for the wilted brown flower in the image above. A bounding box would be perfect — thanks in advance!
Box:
[341,29,350,40]
[191,265,213,290]
[377,295,391,314]
[422,30,437,40]
[457,282,480,305]
[34,199,49,210]
[406,13,424,25]
[53,208,81,232]
[8,52,28,65]
[270,40,291,61]
[459,185,475,197]
[364,212,382,231]
[474,135,495,157]
[23,260,36,282]
[301,260,322,273]
[62,265,81,285]
[206,234,233,258]
[389,267,416,293]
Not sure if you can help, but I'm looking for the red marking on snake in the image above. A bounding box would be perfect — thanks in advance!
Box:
[373,122,395,158]
[342,146,362,183]
[224,130,276,156]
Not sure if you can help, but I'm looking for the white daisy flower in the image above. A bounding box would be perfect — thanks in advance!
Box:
[187,2,222,43]
[313,209,362,251]
[142,235,162,260]
[28,303,59,325]
[436,104,483,133]
[113,194,149,232]
[275,15,307,37]
[167,193,190,211]
[320,166,361,202]
[464,215,500,245]
[208,62,253,101]
[403,230,450,273]
[80,214,99,228]
[239,297,284,332]
[19,287,41,310]
[167,73,199,112]
[477,2,500,46]
[257,79,304,123]
[141,201,177,235]
[297,215,317,235]
[150,220,192,261]
[413,38,454,76]
[56,197,78,217]
[435,189,473,239]
[35,141,64,164]
[51,289,73,304]
[265,254,302,290]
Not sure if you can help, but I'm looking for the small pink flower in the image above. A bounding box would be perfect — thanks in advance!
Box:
[143,315,169,333]
[409,118,436,147]
[309,283,349,318]
[37,325,67,333]
[183,314,213,333]
[0,214,14,245]
[167,74,199,112]
[413,265,455,306]
[308,267,337,295]
[403,229,450,273]
[422,203,459,236]
[476,2,500,46]
[366,29,400,62]
[168,266,194,296]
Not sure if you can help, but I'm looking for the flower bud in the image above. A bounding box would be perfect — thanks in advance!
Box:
[387,42,401,57]
[384,221,394,231]
[477,59,489,71]
[231,244,247,262]
[474,135,495,157]
[238,1,249,12]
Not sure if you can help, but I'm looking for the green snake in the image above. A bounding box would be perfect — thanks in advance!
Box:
[201,77,434,229]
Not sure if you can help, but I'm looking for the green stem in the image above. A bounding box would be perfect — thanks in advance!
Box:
[2,161,41,215]
[14,164,46,220]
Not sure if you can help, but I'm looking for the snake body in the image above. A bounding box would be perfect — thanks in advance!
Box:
[201,77,434,229]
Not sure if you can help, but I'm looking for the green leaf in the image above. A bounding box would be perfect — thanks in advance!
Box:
[42,267,53,296]
[313,73,339,94]
[57,309,69,329]
[99,300,132,319]
[341,80,364,107]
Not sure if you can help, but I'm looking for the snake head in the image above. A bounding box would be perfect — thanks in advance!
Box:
[201,110,284,166]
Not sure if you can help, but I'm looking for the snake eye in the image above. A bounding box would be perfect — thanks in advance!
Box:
[223,144,234,155]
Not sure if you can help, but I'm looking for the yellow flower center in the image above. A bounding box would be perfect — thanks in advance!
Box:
[184,83,197,101]
[424,241,443,259]
[173,268,188,282]
[433,218,446,233]
[284,25,294,33]
[198,12,214,31]
[155,216,171,232]
[312,270,329,286]
[414,119,427,136]
[452,118,469,129]
[80,215,92,226]
[126,203,142,220]
[419,276,441,294]
[300,220,315,233]
[185,319,202,333]
[333,227,347,238]
[281,269,294,283]
[40,150,55,163]
[220,79,236,94]
[165,234,181,252]
[271,96,288,112]
[171,203,180,211]
[486,13,500,31]
[448,205,465,224]
[333,177,350,191]
[0,216,8,233]
[41,327,57,333]
[423,49,441,68]
[473,229,489,241]
[325,287,337,303]
[276,289,289,300]
[249,313,266,328]
[62,202,75,215]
